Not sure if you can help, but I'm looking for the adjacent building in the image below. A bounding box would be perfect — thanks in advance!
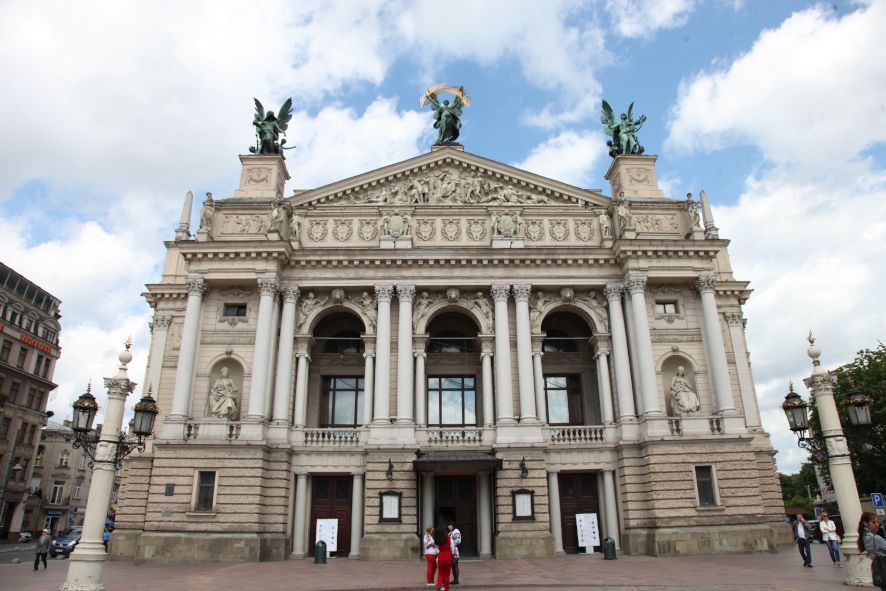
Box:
[111,140,789,563]
[0,262,62,540]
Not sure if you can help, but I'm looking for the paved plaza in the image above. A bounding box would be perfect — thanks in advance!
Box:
[2,543,849,590]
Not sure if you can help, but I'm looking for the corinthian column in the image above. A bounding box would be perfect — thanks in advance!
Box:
[373,285,394,423]
[170,277,205,419]
[604,284,636,420]
[479,335,495,427]
[725,312,760,426]
[146,315,171,403]
[395,284,416,424]
[624,273,662,416]
[361,335,375,425]
[512,284,538,422]
[414,335,428,426]
[696,274,735,413]
[591,335,614,423]
[246,276,280,421]
[272,286,299,424]
[491,284,515,423]
[531,334,547,424]
[291,337,313,427]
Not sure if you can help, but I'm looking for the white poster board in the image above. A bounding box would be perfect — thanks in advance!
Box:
[315,518,339,553]
[575,513,600,554]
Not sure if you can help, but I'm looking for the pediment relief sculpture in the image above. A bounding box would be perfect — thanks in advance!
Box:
[491,210,524,238]
[381,210,412,238]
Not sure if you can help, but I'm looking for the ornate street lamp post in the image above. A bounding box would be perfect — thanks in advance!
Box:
[782,334,873,586]
[61,341,158,591]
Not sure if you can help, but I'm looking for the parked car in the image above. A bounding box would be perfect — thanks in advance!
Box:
[805,519,821,542]
[50,527,83,558]
[18,531,33,543]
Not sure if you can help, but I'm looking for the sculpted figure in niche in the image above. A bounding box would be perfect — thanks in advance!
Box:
[199,193,214,233]
[670,366,700,415]
[470,291,493,327]
[269,198,288,234]
[209,367,239,420]
[289,210,301,241]
[297,291,327,330]
[686,193,701,229]
[413,291,433,330]
[529,291,548,329]
[615,194,634,233]
[598,212,613,239]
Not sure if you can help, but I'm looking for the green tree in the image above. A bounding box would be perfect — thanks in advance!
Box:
[809,342,886,496]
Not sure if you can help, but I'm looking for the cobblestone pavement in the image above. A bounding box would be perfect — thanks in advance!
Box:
[4,543,849,590]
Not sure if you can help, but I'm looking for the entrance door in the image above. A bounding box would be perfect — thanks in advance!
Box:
[435,476,477,556]
[309,475,352,556]
[558,472,600,553]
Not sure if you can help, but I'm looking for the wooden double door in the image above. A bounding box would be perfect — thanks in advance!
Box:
[309,475,352,556]
[435,475,477,557]
[558,472,600,553]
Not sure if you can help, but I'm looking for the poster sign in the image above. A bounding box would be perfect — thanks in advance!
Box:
[315,518,338,552]
[575,513,600,553]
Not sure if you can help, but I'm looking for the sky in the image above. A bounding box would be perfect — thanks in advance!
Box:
[1,0,884,475]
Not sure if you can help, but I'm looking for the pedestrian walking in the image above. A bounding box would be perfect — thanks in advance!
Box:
[34,529,50,572]
[858,512,886,590]
[793,514,812,567]
[818,512,841,567]
[433,525,453,591]
[423,525,438,587]
[447,521,461,585]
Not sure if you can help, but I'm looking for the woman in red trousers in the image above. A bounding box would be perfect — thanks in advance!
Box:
[423,525,438,586]
[433,526,453,591]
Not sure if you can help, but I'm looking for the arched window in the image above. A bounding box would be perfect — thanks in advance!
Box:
[324,330,364,354]
[542,329,578,353]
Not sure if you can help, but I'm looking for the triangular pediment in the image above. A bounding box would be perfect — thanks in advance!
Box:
[288,147,610,209]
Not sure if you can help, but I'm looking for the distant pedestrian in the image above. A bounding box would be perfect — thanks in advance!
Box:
[858,512,886,590]
[793,514,812,567]
[423,525,438,587]
[103,528,111,552]
[34,529,50,572]
[433,525,453,591]
[447,521,461,585]
[818,512,840,567]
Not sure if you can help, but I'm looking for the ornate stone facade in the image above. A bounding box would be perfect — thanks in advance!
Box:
[111,147,789,565]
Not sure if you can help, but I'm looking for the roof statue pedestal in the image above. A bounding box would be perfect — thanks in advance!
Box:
[233,154,290,199]
[605,154,665,200]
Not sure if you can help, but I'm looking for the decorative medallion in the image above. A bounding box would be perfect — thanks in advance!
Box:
[308,220,328,242]
[246,167,271,185]
[575,219,594,242]
[467,219,487,241]
[331,288,346,305]
[550,219,569,241]
[333,220,353,242]
[525,220,544,241]
[415,219,436,241]
[446,287,460,303]
[627,167,651,184]
[441,219,461,241]
[359,220,378,241]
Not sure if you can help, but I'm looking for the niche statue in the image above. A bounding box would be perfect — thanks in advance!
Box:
[670,366,700,415]
[209,367,240,420]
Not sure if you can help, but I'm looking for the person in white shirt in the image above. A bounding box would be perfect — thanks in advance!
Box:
[819,512,841,567]
[423,525,439,587]
[448,521,462,585]
[794,514,813,567]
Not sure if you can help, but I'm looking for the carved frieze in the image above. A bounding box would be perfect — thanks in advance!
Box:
[308,220,329,242]
[466,219,487,241]
[246,167,271,185]
[550,219,569,242]
[525,220,544,241]
[333,220,353,242]
[441,219,461,241]
[574,219,594,242]
[201,331,258,345]
[650,329,703,343]
[634,214,679,233]
[223,214,267,234]
[415,219,436,241]
[358,220,378,241]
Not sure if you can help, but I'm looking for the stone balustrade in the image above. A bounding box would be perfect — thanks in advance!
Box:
[303,428,366,447]
[416,427,491,446]
[545,425,605,444]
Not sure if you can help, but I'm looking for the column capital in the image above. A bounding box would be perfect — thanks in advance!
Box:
[695,273,717,294]
[280,285,300,302]
[590,334,612,355]
[257,276,280,295]
[375,284,395,302]
[531,332,546,354]
[185,276,206,295]
[294,335,315,355]
[603,283,624,301]
[512,284,532,302]
[152,314,173,329]
[478,334,496,355]
[396,284,416,302]
[491,284,511,302]
[723,311,743,327]
[623,273,647,295]
[413,333,429,353]
[361,334,377,355]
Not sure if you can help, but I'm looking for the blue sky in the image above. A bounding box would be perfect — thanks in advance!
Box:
[1,0,884,475]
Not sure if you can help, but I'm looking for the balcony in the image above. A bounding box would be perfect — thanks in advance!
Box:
[303,428,366,447]
[545,425,605,444]
[416,427,493,447]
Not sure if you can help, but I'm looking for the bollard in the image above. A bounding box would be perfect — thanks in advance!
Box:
[602,537,617,560]
[314,540,327,564]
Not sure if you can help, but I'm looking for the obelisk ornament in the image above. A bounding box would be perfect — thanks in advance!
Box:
[420,84,471,145]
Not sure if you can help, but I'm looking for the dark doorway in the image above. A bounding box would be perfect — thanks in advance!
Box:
[558,472,600,553]
[435,475,477,556]
[309,475,352,557]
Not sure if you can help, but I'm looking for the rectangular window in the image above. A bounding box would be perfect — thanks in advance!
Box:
[222,303,247,317]
[58,450,70,468]
[6,309,19,325]
[23,318,34,332]
[655,301,678,315]
[34,355,44,375]
[42,359,50,378]
[17,459,28,481]
[26,424,36,444]
[26,387,36,409]
[695,465,718,507]
[50,480,65,504]
[78,454,88,470]
[73,481,82,500]
[0,417,10,438]
[0,340,11,362]
[320,376,365,427]
[194,471,216,512]
[544,375,584,425]
[427,376,477,426]
[9,382,20,404]
[16,347,28,369]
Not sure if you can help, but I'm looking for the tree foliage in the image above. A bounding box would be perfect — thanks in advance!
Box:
[809,342,886,496]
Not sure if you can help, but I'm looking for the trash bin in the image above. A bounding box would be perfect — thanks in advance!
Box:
[314,540,327,564]
[602,537,617,560]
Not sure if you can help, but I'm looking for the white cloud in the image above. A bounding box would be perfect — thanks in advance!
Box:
[605,0,697,38]
[513,130,608,187]
[666,1,886,167]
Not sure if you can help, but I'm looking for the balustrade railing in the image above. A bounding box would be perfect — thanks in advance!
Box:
[303,428,364,446]
[419,427,487,446]
[545,425,605,444]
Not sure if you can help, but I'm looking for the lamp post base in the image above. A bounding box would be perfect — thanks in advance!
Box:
[842,547,873,587]
[59,541,109,591]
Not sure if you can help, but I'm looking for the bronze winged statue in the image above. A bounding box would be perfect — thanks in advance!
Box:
[249,98,294,156]
[421,84,470,144]
[601,100,646,158]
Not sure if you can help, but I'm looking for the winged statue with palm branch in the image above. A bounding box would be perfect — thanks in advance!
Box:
[421,84,471,145]
[601,100,646,158]
[249,97,295,156]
